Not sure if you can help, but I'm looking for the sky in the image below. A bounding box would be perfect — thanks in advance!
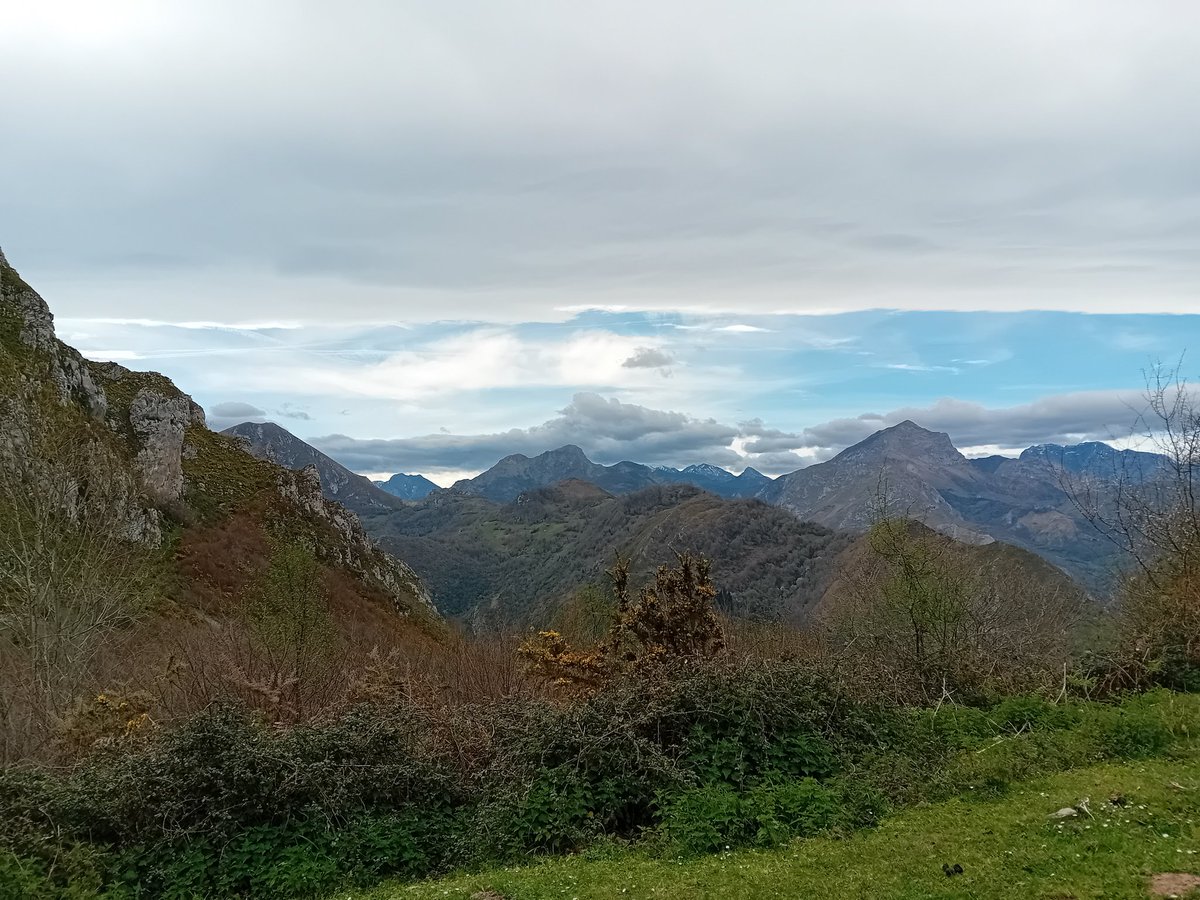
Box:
[3,1,1199,484]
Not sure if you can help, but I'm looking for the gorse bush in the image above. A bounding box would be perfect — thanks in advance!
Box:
[518,553,726,691]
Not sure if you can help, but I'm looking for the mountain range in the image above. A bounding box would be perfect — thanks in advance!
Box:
[360,480,854,626]
[447,444,771,501]
[224,416,1145,628]
[763,420,1163,587]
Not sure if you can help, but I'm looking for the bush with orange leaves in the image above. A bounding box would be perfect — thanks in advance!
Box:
[519,552,725,691]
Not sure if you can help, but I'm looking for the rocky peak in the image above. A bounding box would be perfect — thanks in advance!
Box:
[843,420,962,464]
[2,248,60,355]
[130,387,206,505]
[0,248,437,621]
[1019,440,1167,479]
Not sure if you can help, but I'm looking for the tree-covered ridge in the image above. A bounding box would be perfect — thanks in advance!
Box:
[360,481,850,626]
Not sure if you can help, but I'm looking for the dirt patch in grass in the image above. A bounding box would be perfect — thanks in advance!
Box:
[1150,873,1200,898]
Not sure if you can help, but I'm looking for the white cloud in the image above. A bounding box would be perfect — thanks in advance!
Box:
[622,347,675,369]
[207,400,266,419]
[715,324,773,334]
[315,385,1176,480]
[797,389,1189,451]
[210,328,673,401]
[881,363,961,374]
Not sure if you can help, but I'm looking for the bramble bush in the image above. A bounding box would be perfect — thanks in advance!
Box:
[1,671,1198,897]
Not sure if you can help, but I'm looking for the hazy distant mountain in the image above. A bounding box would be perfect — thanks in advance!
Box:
[450,444,771,501]
[762,420,980,534]
[375,472,439,500]
[760,420,1166,589]
[223,421,405,517]
[657,463,772,497]
[212,416,1098,625]
[1018,441,1168,479]
[220,407,1161,596]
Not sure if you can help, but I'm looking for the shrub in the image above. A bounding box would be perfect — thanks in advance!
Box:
[0,661,1196,898]
[989,695,1080,733]
[519,553,725,691]
[938,730,1089,798]
[660,778,839,854]
[1087,704,1173,759]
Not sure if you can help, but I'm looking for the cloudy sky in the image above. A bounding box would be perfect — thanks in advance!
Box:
[3,1,1199,483]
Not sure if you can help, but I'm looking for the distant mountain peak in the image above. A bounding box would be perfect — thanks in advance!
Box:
[448,444,772,502]
[375,471,438,501]
[876,419,949,440]
[682,463,734,480]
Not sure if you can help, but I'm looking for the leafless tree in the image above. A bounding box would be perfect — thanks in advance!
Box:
[0,422,152,760]
[1069,365,1200,675]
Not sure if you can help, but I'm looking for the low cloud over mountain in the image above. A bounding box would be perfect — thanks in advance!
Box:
[311,385,1168,481]
[798,389,1189,453]
[314,392,745,475]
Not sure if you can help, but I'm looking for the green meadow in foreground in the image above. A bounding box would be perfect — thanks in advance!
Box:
[353,752,1200,900]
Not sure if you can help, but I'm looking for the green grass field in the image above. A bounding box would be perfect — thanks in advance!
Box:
[351,752,1200,900]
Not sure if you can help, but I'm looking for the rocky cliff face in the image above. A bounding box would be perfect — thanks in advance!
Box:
[275,464,434,614]
[0,247,437,621]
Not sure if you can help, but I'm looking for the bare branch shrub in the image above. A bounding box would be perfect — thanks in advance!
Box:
[821,518,1080,704]
[1069,366,1200,681]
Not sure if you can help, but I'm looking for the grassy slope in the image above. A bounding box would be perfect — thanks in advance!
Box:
[357,752,1200,900]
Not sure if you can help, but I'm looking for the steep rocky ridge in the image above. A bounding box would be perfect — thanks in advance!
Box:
[0,247,435,622]
[223,420,406,517]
